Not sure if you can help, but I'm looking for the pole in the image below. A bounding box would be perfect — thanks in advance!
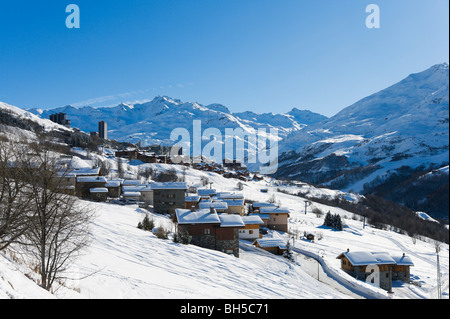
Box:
[436,244,442,299]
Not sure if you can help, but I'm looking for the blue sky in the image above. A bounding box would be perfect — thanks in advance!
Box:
[0,0,448,117]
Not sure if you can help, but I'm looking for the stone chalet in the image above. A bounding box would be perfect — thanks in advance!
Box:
[76,176,107,199]
[336,250,414,292]
[174,208,245,257]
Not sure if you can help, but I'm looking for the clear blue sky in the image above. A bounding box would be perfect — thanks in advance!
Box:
[0,0,448,117]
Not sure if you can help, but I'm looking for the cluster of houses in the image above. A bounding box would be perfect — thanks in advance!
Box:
[59,162,414,293]
[115,148,264,182]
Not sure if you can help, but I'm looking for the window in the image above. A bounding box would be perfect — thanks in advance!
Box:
[204,228,211,235]
[249,230,253,234]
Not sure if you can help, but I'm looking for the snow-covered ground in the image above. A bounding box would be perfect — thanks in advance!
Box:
[1,152,448,299]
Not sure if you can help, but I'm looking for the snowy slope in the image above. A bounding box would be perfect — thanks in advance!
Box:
[0,150,448,299]
[0,101,71,132]
[276,63,449,194]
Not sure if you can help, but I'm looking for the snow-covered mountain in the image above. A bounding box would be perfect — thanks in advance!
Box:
[29,97,327,148]
[275,63,449,219]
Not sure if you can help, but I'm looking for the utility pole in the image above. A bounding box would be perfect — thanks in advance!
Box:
[304,200,310,215]
[436,242,442,299]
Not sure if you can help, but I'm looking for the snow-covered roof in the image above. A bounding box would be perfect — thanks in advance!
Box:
[90,188,108,193]
[122,192,141,197]
[217,192,244,200]
[151,182,187,190]
[105,181,121,187]
[198,189,217,196]
[77,176,107,183]
[175,209,221,225]
[199,201,228,210]
[391,255,414,266]
[259,207,290,214]
[218,214,245,228]
[241,215,264,225]
[185,195,201,202]
[123,180,142,186]
[252,202,277,209]
[73,167,101,176]
[122,185,152,192]
[337,251,397,266]
[253,238,287,249]
[221,199,245,207]
[250,213,270,220]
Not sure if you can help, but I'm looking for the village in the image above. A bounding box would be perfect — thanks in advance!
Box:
[52,139,417,295]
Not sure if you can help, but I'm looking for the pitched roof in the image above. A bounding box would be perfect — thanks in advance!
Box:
[241,215,265,225]
[77,176,107,183]
[90,187,108,193]
[218,214,245,228]
[176,208,221,225]
[198,189,217,196]
[253,238,287,249]
[151,182,187,190]
[259,207,290,214]
[336,251,397,266]
[199,201,228,210]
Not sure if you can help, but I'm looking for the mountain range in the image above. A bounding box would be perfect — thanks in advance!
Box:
[29,97,327,147]
[18,63,450,219]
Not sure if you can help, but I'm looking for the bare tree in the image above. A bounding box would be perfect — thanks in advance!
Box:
[20,147,94,291]
[0,140,32,250]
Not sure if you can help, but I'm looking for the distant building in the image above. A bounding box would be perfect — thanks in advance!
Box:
[99,121,107,139]
[49,113,71,128]
[151,182,187,214]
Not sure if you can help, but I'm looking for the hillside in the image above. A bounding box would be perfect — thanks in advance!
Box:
[1,154,448,299]
[274,63,449,220]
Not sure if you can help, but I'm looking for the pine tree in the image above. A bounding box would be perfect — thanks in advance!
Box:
[283,242,294,262]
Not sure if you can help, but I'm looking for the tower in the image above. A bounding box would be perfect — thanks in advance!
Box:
[99,121,107,140]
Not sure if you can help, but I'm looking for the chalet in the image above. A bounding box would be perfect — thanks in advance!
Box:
[221,199,245,216]
[249,213,270,227]
[151,182,187,214]
[122,184,153,206]
[174,208,245,257]
[259,207,290,232]
[336,250,414,292]
[105,180,122,198]
[240,215,264,240]
[252,238,287,256]
[185,195,201,210]
[89,187,108,202]
[76,176,107,199]
[251,202,277,213]
[122,191,141,202]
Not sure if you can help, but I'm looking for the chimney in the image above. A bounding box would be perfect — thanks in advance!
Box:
[190,206,196,212]
[347,248,350,253]
[210,206,215,214]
